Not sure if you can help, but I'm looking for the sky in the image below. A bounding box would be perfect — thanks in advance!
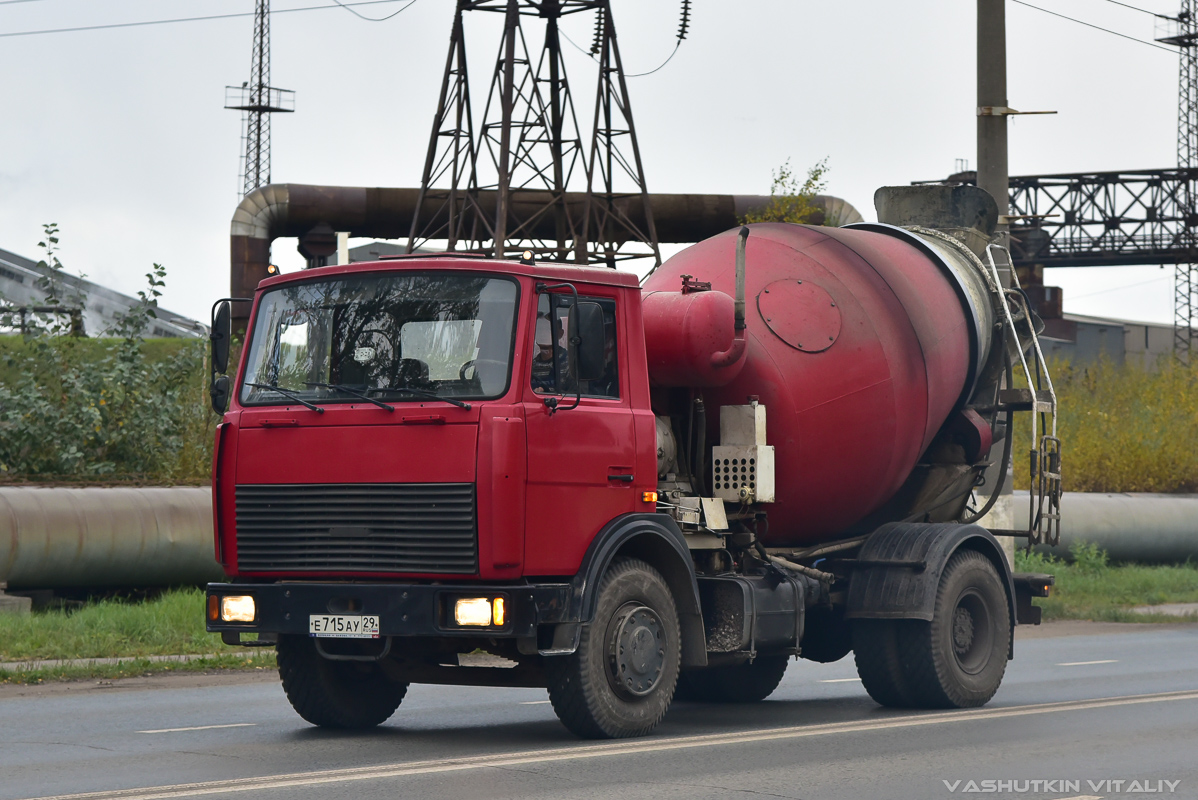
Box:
[0,0,1185,326]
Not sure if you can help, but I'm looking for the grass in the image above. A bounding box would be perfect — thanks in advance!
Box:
[0,587,240,663]
[1016,542,1198,622]
[1013,357,1198,494]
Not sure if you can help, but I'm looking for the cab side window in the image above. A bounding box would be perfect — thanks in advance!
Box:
[530,293,619,399]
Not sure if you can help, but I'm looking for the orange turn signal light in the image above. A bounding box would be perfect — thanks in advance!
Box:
[207,594,219,622]
[642,491,658,504]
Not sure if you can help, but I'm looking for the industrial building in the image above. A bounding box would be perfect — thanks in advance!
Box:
[0,246,205,338]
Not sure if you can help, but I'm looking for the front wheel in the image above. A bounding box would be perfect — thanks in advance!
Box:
[277,635,408,728]
[545,557,681,739]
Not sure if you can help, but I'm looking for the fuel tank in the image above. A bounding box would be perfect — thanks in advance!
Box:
[642,222,995,546]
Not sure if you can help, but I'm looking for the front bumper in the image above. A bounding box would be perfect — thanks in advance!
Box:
[206,581,573,640]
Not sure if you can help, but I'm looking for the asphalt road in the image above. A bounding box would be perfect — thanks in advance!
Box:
[2,622,1196,800]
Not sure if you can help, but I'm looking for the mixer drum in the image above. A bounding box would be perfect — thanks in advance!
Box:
[642,222,988,545]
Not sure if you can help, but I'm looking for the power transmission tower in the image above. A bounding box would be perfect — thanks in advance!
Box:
[226,0,295,197]
[407,0,660,267]
[1158,4,1198,362]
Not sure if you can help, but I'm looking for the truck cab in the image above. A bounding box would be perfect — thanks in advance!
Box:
[208,256,703,737]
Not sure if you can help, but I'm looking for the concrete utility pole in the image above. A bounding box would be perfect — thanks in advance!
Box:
[977,0,1010,273]
[977,0,1015,561]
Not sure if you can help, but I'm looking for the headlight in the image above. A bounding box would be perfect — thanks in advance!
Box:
[454,597,492,626]
[220,595,256,623]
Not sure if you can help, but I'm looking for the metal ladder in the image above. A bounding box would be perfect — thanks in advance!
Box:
[985,245,1062,547]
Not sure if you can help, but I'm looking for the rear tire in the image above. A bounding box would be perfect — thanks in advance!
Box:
[545,557,681,739]
[852,619,918,708]
[901,549,1010,708]
[277,635,407,729]
[679,655,790,703]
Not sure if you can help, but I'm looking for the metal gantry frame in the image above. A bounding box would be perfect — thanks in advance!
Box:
[407,0,660,267]
[1158,2,1198,362]
[1001,169,1198,268]
[225,0,295,198]
[925,167,1198,359]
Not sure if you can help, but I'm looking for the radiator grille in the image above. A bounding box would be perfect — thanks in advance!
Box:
[235,483,477,574]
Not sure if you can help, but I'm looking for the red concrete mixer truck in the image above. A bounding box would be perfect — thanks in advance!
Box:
[205,185,1060,739]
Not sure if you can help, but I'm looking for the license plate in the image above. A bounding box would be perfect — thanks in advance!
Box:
[309,614,380,639]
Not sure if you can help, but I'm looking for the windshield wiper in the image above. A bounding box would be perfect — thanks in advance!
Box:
[245,382,325,414]
[380,386,471,410]
[306,382,394,412]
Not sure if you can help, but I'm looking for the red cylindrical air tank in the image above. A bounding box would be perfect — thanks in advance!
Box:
[642,222,993,546]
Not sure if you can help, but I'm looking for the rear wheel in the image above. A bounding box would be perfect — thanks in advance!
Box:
[545,557,681,739]
[276,635,408,728]
[679,655,790,703]
[852,619,918,708]
[901,549,1010,708]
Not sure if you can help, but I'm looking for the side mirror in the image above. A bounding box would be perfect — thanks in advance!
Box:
[210,375,231,415]
[573,301,605,381]
[211,301,232,374]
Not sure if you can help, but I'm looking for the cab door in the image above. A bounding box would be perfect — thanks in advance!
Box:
[523,289,639,574]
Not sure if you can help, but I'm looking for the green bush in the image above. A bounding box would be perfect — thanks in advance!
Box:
[0,243,215,484]
[1013,357,1198,494]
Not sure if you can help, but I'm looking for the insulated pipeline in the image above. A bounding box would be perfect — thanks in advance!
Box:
[0,486,224,589]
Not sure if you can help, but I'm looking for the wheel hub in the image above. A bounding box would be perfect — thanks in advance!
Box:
[607,603,666,698]
[950,589,993,675]
[953,606,975,653]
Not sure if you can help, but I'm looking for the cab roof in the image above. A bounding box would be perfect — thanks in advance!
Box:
[255,255,642,292]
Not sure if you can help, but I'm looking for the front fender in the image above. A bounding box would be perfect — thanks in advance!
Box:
[566,513,707,667]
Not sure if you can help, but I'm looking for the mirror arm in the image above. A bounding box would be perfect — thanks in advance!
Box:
[535,282,582,414]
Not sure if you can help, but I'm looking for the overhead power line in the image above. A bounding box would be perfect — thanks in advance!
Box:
[0,0,417,39]
[329,0,419,22]
[1012,0,1175,52]
[1069,275,1171,300]
[1097,0,1163,15]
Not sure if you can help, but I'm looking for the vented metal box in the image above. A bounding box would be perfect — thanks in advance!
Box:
[713,403,775,503]
[712,445,775,503]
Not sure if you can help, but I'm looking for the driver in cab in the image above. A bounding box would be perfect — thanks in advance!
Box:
[531,314,572,393]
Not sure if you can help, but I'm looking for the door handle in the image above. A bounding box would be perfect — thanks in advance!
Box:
[607,473,634,482]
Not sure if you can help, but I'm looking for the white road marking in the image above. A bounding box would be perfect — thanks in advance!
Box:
[1056,660,1118,667]
[818,678,861,683]
[26,689,1198,800]
[136,724,256,734]
[518,700,551,705]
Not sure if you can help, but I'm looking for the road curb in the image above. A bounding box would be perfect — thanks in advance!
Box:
[0,652,263,673]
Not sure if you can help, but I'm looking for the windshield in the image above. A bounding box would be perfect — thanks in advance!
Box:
[240,272,519,407]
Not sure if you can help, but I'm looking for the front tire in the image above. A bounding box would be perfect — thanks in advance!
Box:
[679,655,790,703]
[277,635,408,729]
[545,557,681,739]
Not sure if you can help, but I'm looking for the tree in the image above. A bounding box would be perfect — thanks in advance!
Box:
[742,158,830,226]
